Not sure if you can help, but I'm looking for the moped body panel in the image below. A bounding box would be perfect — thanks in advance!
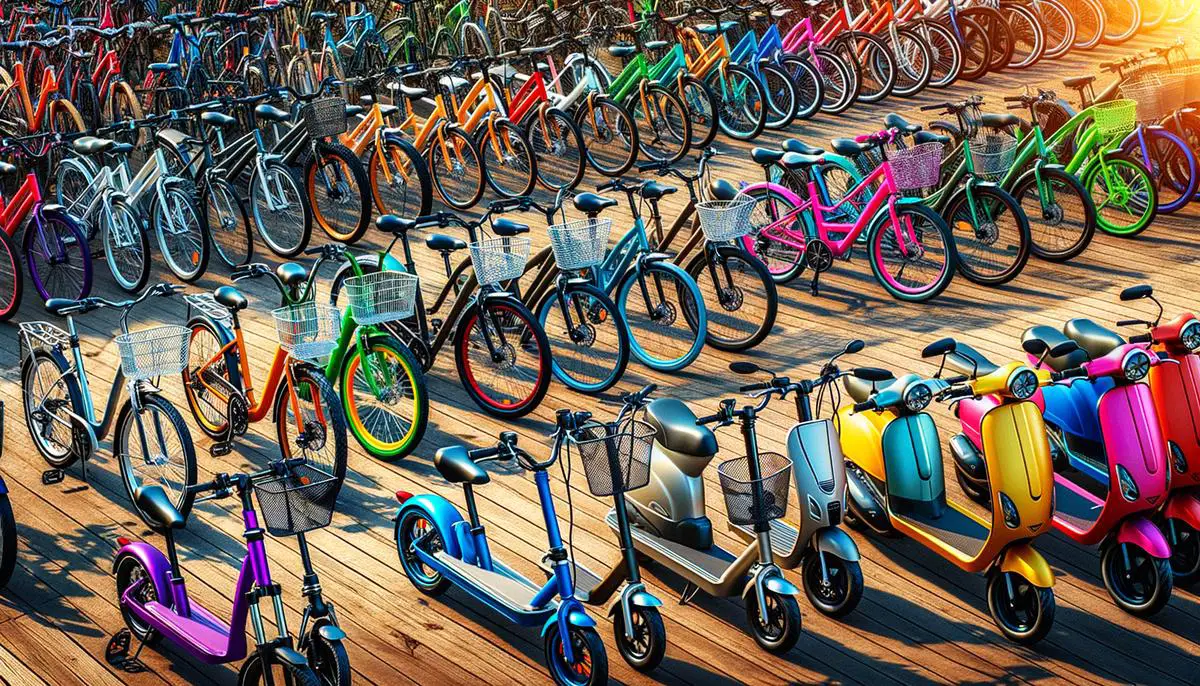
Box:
[786,418,848,539]
[1035,378,1110,444]
[981,401,1053,532]
[880,414,944,507]
[835,405,895,482]
[1114,515,1172,559]
[998,543,1055,588]
[1149,352,1200,488]
[1163,491,1200,529]
[1097,384,1168,500]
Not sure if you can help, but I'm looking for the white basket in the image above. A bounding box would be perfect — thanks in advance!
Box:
[969,134,1018,182]
[345,271,419,324]
[547,219,612,270]
[116,325,191,380]
[272,303,342,361]
[695,196,755,242]
[470,237,531,286]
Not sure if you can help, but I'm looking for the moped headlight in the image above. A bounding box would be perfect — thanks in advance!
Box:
[1117,464,1139,502]
[1007,368,1039,400]
[1182,321,1200,351]
[999,492,1020,529]
[904,382,932,412]
[1121,350,1151,382]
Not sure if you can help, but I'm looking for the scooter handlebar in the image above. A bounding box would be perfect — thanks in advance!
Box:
[852,399,876,413]
[1129,333,1153,344]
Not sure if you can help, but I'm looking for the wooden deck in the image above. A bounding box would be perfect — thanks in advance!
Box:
[0,23,1198,686]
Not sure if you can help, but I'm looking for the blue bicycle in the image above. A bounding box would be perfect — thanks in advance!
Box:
[394,415,608,686]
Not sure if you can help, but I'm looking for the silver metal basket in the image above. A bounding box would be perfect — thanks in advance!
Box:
[116,325,191,380]
[695,196,755,242]
[272,303,342,361]
[470,237,530,286]
[547,218,612,270]
[1122,74,1188,123]
[889,142,943,191]
[183,293,232,324]
[300,97,348,138]
[969,134,1018,182]
[345,271,419,324]
[18,321,71,355]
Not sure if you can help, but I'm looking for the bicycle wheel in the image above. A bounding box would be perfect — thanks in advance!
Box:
[917,20,964,89]
[1123,127,1197,214]
[428,126,485,210]
[22,348,82,468]
[834,32,895,104]
[153,183,209,282]
[868,202,957,301]
[251,160,313,258]
[1167,0,1198,23]
[275,363,348,481]
[1140,0,1170,27]
[954,16,993,81]
[1099,0,1139,43]
[1085,152,1157,236]
[889,28,934,97]
[25,209,90,302]
[369,135,433,218]
[109,81,146,161]
[1065,0,1105,49]
[0,228,21,321]
[182,318,236,438]
[777,55,822,121]
[1009,167,1096,261]
[454,299,551,418]
[740,186,811,283]
[760,63,798,130]
[536,282,630,394]
[105,199,152,292]
[306,141,371,243]
[685,246,778,352]
[616,260,706,372]
[1004,5,1046,69]
[116,394,197,531]
[340,333,428,461]
[576,95,638,177]
[942,184,1031,286]
[1037,0,1076,59]
[631,83,690,163]
[809,48,856,115]
[460,20,493,57]
[478,118,537,198]
[525,108,585,191]
[676,75,720,151]
[706,65,766,141]
[962,7,1014,72]
[205,177,253,268]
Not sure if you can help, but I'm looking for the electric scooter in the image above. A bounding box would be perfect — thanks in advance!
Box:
[393,417,608,686]
[726,340,868,618]
[840,338,1057,645]
[621,376,804,654]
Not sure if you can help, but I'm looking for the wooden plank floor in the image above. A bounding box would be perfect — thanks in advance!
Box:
[1,22,1199,686]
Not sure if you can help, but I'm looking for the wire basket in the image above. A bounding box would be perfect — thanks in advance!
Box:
[569,419,655,497]
[717,452,791,527]
[300,97,348,138]
[1122,74,1188,123]
[253,463,341,536]
[547,218,612,270]
[888,142,943,191]
[470,237,530,286]
[1091,99,1137,140]
[968,134,1018,182]
[345,271,419,324]
[115,325,191,381]
[1170,58,1200,96]
[272,302,342,361]
[696,196,755,242]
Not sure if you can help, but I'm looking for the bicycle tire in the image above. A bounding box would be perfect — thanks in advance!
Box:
[0,227,21,321]
[576,95,639,177]
[961,7,1014,72]
[477,117,537,198]
[454,298,551,418]
[775,55,823,121]
[205,177,254,268]
[252,159,313,257]
[307,141,372,243]
[808,48,857,115]
[1099,0,1140,43]
[369,134,434,218]
[116,393,197,531]
[21,347,82,469]
[706,64,766,141]
[889,27,934,97]
[275,362,348,481]
[1003,4,1046,69]
[428,125,485,210]
[1121,127,1197,214]
[632,82,691,163]
[832,32,895,104]
[1009,166,1096,262]
[675,75,720,150]
[340,333,428,461]
[536,281,630,394]
[106,199,152,292]
[760,62,798,130]
[914,20,963,89]
[0,492,15,588]
[1067,0,1106,49]
[26,208,91,302]
[1084,152,1158,237]
[525,107,586,192]
[685,246,778,352]
[616,260,706,372]
[952,15,993,81]
[1140,0,1170,28]
[867,202,958,302]
[1037,0,1077,59]
[153,182,209,282]
[942,183,1031,286]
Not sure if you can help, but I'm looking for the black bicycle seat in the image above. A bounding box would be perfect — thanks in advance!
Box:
[1062,75,1095,89]
[0,161,16,175]
[201,111,237,128]
[399,84,429,99]
[978,112,1020,129]
[914,130,950,146]
[426,233,468,251]
[213,286,248,311]
[750,147,786,166]
[884,113,921,134]
[830,138,872,156]
[639,181,676,200]
[492,217,529,237]
[135,486,186,530]
[310,10,338,21]
[608,43,637,58]
[254,103,291,123]
[780,152,823,170]
[378,214,416,235]
[275,262,308,288]
[573,192,618,215]
[434,446,490,484]
[781,139,824,156]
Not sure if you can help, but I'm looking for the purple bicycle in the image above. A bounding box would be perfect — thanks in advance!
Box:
[109,458,348,685]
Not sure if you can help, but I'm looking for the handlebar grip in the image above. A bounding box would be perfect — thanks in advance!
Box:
[852,400,875,413]
[695,413,721,425]
[1005,103,1025,110]
[919,102,950,111]
[1129,333,1153,344]
[303,246,324,255]
[739,382,771,393]
[944,374,969,384]
[1052,367,1089,381]
[1116,319,1143,327]
[637,383,657,399]
[1003,95,1023,102]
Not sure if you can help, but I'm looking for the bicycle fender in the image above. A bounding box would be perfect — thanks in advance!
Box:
[393,495,466,558]
[114,541,173,601]
[317,623,347,642]
[272,646,310,668]
[186,314,245,389]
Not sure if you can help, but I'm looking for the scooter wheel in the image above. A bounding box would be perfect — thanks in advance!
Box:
[612,605,666,672]
[1162,517,1200,587]
[745,589,802,654]
[802,553,864,618]
[544,623,608,686]
[306,624,351,686]
[987,571,1054,645]
[114,554,162,646]
[1101,542,1174,616]
[395,509,451,596]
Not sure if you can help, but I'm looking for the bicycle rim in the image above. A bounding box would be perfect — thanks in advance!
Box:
[457,302,547,414]
[118,400,192,518]
[1089,157,1156,235]
[106,203,149,291]
[693,250,775,350]
[539,289,626,392]
[945,186,1028,284]
[344,341,423,457]
[156,187,206,280]
[28,216,87,301]
[252,163,309,256]
[1012,170,1093,260]
[618,263,704,370]
[871,206,953,299]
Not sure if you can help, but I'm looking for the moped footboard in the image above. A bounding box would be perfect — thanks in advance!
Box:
[997,543,1055,588]
[1112,515,1172,559]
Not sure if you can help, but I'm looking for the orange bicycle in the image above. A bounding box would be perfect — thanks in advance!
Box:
[0,37,85,141]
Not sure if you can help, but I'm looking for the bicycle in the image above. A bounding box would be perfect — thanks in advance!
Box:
[19,283,197,529]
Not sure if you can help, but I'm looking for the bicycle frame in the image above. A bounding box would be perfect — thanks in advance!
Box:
[0,62,62,133]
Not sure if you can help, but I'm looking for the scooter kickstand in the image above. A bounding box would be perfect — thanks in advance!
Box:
[679,583,700,606]
[105,629,148,673]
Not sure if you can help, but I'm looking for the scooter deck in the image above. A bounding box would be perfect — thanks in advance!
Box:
[433,551,549,613]
[893,506,988,558]
[141,601,233,660]
[1053,479,1103,534]
[729,518,800,553]
[609,511,736,584]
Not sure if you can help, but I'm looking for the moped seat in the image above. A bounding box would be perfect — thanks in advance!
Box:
[780,152,823,171]
[135,485,186,530]
[944,341,998,377]
[1022,325,1088,372]
[201,111,237,128]
[275,262,308,288]
[1062,74,1095,89]
[644,398,717,457]
[435,445,490,484]
[844,371,894,403]
[378,214,415,235]
[978,112,1020,129]
[491,218,529,237]
[254,103,292,123]
[781,139,824,156]
[573,192,618,215]
[608,43,637,58]
[639,181,676,200]
[751,147,786,166]
[884,113,921,134]
[831,138,871,157]
[914,130,950,146]
[213,286,248,312]
[426,233,467,251]
[1063,318,1125,360]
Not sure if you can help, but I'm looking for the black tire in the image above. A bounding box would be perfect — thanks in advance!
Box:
[612,605,666,673]
[154,182,209,282]
[745,587,802,654]
[809,48,856,115]
[942,184,1031,286]
[962,7,1014,71]
[760,62,798,130]
[369,134,433,218]
[115,394,197,531]
[889,27,934,97]
[834,32,895,103]
[576,95,638,177]
[454,299,552,418]
[428,126,485,210]
[778,54,823,120]
[867,203,958,302]
[0,493,14,588]
[677,75,720,150]
[1003,4,1046,69]
[536,282,630,395]
[1010,167,1096,262]
[396,508,451,596]
[477,118,537,198]
[953,15,993,81]
[525,108,585,191]
[987,571,1054,645]
[685,247,777,352]
[1162,517,1200,587]
[204,177,254,268]
[251,160,313,258]
[1101,542,1174,616]
[307,627,352,686]
[105,199,152,292]
[1037,0,1076,59]
[306,141,372,243]
[543,623,608,686]
[632,82,690,164]
[0,227,20,321]
[22,349,84,469]
[801,551,864,618]
[114,554,162,645]
[274,364,348,482]
[237,653,323,686]
[1100,0,1140,43]
[1067,0,1105,50]
[916,20,963,89]
[707,64,766,141]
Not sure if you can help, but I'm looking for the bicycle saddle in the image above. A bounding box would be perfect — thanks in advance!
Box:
[1063,318,1125,360]
[695,20,738,34]
[645,39,670,50]
[399,84,428,99]
[843,371,894,403]
[492,217,529,236]
[426,234,468,251]
[276,262,308,288]
[914,131,950,146]
[978,113,1020,129]
[71,136,119,155]
[344,104,365,117]
[213,286,248,312]
[884,113,921,134]
[44,298,80,316]
[0,162,15,175]
[135,486,186,530]
[639,181,676,200]
[709,179,739,201]
[573,192,618,215]
[254,103,291,123]
[751,147,786,166]
[644,398,717,459]
[438,75,470,92]
[489,63,518,83]
[830,138,872,156]
[780,152,823,170]
[161,12,196,24]
[378,215,415,235]
[434,445,490,484]
[1062,75,1095,89]
[379,104,400,118]
[211,12,243,22]
[943,341,998,378]
[201,111,237,128]
[1021,326,1088,372]
[781,139,825,156]
[310,10,338,21]
[148,62,180,73]
[608,43,637,58]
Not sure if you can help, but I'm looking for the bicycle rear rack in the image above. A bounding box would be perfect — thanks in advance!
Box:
[18,321,71,359]
[184,293,234,325]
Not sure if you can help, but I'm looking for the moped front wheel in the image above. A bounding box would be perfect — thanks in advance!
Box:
[1101,541,1173,616]
[745,587,802,654]
[987,571,1054,645]
[612,605,666,673]
[801,551,863,618]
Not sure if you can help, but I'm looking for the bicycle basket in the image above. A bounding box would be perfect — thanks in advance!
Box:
[570,419,655,497]
[717,452,791,527]
[1122,75,1188,123]
[888,142,943,191]
[115,325,191,380]
[345,271,420,325]
[547,218,612,271]
[1091,99,1137,140]
[695,196,755,242]
[253,463,341,536]
[969,134,1018,182]
[272,302,342,361]
[469,237,531,286]
[300,97,348,138]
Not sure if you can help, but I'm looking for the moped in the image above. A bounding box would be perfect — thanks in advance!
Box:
[393,418,608,686]
[840,338,1057,644]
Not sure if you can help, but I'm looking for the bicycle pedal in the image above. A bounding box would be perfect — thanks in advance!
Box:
[41,469,64,486]
[210,442,233,457]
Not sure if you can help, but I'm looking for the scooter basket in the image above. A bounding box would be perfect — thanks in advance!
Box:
[300,97,348,138]
[968,134,1018,182]
[888,142,943,191]
[344,271,420,324]
[717,452,791,527]
[253,463,341,536]
[695,197,755,242]
[547,218,612,270]
[569,419,655,496]
[469,237,530,286]
[272,302,342,362]
[1090,99,1137,140]
[115,325,191,380]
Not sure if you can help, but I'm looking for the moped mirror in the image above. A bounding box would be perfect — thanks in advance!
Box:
[854,367,893,382]
[729,361,760,375]
[1120,284,1153,301]
[921,337,956,359]
[844,339,865,355]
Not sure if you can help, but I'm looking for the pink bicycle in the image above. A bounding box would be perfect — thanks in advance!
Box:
[739,129,958,302]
